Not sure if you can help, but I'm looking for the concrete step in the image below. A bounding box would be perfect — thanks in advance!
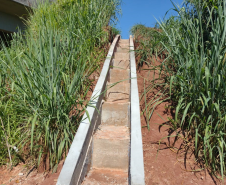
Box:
[82,168,128,185]
[92,125,130,170]
[118,40,129,47]
[110,69,130,83]
[115,52,129,57]
[118,43,129,48]
[112,59,130,70]
[119,39,129,44]
[107,82,130,102]
[114,52,129,60]
[102,102,130,127]
[116,48,129,53]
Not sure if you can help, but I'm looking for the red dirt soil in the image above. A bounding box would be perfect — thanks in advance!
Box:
[0,161,63,185]
[137,58,221,185]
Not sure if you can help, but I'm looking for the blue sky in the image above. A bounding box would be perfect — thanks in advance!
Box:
[116,0,184,39]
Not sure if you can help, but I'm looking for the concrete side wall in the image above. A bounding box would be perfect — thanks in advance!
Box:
[10,0,36,7]
[0,0,55,33]
[0,11,25,33]
[1,0,53,8]
[129,35,145,185]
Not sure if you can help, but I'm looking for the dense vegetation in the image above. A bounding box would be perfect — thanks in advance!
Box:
[131,0,226,179]
[0,0,121,171]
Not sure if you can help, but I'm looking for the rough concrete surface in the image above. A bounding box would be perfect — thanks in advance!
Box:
[110,69,130,83]
[112,59,130,69]
[107,82,130,102]
[92,137,129,170]
[114,52,130,61]
[101,102,129,126]
[82,168,128,185]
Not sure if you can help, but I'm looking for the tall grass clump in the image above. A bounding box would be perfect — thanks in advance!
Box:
[132,0,226,178]
[130,18,178,68]
[130,21,177,130]
[130,24,164,67]
[160,0,226,177]
[0,0,121,170]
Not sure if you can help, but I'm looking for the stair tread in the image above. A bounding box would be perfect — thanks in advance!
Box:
[118,43,129,47]
[92,125,129,170]
[115,52,129,55]
[82,168,128,185]
[110,69,130,83]
[119,39,129,42]
[114,53,129,60]
[113,59,130,69]
[116,50,129,53]
[102,102,129,126]
[107,82,130,102]
[116,47,129,52]
[94,125,129,140]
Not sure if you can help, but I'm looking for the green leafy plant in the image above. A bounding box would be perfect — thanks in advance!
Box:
[132,0,226,178]
[160,0,226,178]
[0,0,121,170]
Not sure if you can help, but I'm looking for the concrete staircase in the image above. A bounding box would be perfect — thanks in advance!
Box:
[82,39,130,185]
[57,35,145,185]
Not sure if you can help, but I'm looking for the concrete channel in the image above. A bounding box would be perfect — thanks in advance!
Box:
[57,35,145,185]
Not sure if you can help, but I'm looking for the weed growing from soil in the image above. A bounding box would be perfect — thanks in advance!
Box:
[131,0,226,179]
[0,0,121,171]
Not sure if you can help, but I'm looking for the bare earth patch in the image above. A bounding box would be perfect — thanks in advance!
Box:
[0,161,63,185]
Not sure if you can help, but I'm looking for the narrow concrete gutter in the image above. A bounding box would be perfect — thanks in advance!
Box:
[57,35,120,185]
[129,35,145,185]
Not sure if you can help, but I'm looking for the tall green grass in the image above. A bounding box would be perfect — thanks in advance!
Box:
[0,0,121,170]
[130,24,166,67]
[132,0,226,178]
[162,0,226,178]
[130,17,178,68]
